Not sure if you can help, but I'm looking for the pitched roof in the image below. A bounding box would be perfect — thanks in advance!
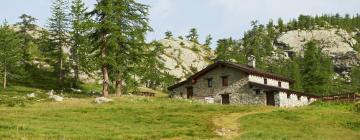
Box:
[168,61,295,90]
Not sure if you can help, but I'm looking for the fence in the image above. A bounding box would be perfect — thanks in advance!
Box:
[321,93,360,103]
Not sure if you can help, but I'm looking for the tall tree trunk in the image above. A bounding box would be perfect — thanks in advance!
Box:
[101,41,109,97]
[3,62,6,89]
[102,64,109,97]
[115,73,123,96]
[73,45,79,87]
[59,56,63,83]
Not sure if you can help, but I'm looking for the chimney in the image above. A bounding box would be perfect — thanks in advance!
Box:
[247,55,256,68]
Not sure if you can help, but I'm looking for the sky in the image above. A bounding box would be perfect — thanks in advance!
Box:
[1,0,360,46]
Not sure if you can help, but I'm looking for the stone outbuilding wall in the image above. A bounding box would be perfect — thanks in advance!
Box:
[171,66,267,105]
[276,92,317,107]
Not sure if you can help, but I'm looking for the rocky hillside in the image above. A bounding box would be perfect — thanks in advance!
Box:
[158,38,214,80]
[275,28,360,79]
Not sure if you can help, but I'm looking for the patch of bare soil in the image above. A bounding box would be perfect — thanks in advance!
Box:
[212,109,275,139]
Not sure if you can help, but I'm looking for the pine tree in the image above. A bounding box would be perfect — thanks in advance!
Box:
[0,22,22,89]
[15,14,37,64]
[164,31,173,39]
[186,28,199,43]
[204,34,212,50]
[89,0,152,96]
[48,0,70,84]
[351,66,360,92]
[69,0,90,87]
[288,57,303,91]
[301,41,333,95]
[277,18,285,33]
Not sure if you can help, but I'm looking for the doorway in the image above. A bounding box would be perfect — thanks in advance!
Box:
[266,92,275,106]
[186,87,193,99]
[221,94,230,105]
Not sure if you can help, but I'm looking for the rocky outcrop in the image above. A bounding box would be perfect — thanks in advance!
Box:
[158,38,214,80]
[275,29,360,78]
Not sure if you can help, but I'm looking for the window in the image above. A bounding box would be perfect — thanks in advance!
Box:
[264,78,268,85]
[207,78,213,87]
[298,96,301,100]
[255,89,261,95]
[222,76,229,86]
[278,82,282,87]
[287,94,291,99]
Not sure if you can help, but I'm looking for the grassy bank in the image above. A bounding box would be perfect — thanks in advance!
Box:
[239,102,360,140]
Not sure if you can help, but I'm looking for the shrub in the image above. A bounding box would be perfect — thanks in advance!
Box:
[353,102,360,113]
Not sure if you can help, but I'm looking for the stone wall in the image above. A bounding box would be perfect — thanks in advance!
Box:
[276,92,317,107]
[171,66,266,105]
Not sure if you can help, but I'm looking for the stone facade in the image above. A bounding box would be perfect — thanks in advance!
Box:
[172,66,267,105]
[169,61,318,107]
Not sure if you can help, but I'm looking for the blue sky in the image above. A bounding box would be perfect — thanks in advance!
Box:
[1,0,360,46]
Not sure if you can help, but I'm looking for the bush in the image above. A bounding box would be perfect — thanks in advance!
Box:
[353,102,360,113]
[0,96,28,107]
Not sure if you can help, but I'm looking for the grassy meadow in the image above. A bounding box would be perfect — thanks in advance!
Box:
[0,87,359,140]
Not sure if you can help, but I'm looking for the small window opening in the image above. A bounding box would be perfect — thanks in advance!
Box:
[255,89,261,95]
[207,78,213,87]
[298,96,301,100]
[278,82,282,87]
[264,78,268,85]
[287,94,291,99]
[222,76,229,87]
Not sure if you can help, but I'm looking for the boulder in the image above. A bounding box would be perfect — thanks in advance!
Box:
[47,90,54,96]
[70,88,82,93]
[49,95,64,102]
[94,97,113,104]
[27,93,36,98]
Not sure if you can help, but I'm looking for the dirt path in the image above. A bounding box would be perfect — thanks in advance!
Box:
[212,109,275,139]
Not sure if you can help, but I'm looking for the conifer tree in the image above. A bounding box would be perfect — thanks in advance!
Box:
[351,66,360,92]
[48,0,70,84]
[15,14,37,64]
[0,23,21,89]
[204,34,212,50]
[277,18,285,33]
[288,57,303,91]
[186,28,199,43]
[89,0,152,96]
[302,41,333,95]
[164,31,173,39]
[69,0,90,87]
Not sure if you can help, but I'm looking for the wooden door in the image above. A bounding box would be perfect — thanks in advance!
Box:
[266,92,275,106]
[186,87,193,99]
[221,94,230,105]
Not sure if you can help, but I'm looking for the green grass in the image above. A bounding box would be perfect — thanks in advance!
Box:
[238,102,360,140]
[0,83,359,139]
[0,96,262,140]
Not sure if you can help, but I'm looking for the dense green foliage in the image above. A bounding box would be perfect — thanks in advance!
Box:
[69,0,91,87]
[47,0,70,84]
[0,23,22,89]
[215,14,360,95]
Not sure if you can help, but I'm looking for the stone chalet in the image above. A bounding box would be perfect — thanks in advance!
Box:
[168,58,319,107]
